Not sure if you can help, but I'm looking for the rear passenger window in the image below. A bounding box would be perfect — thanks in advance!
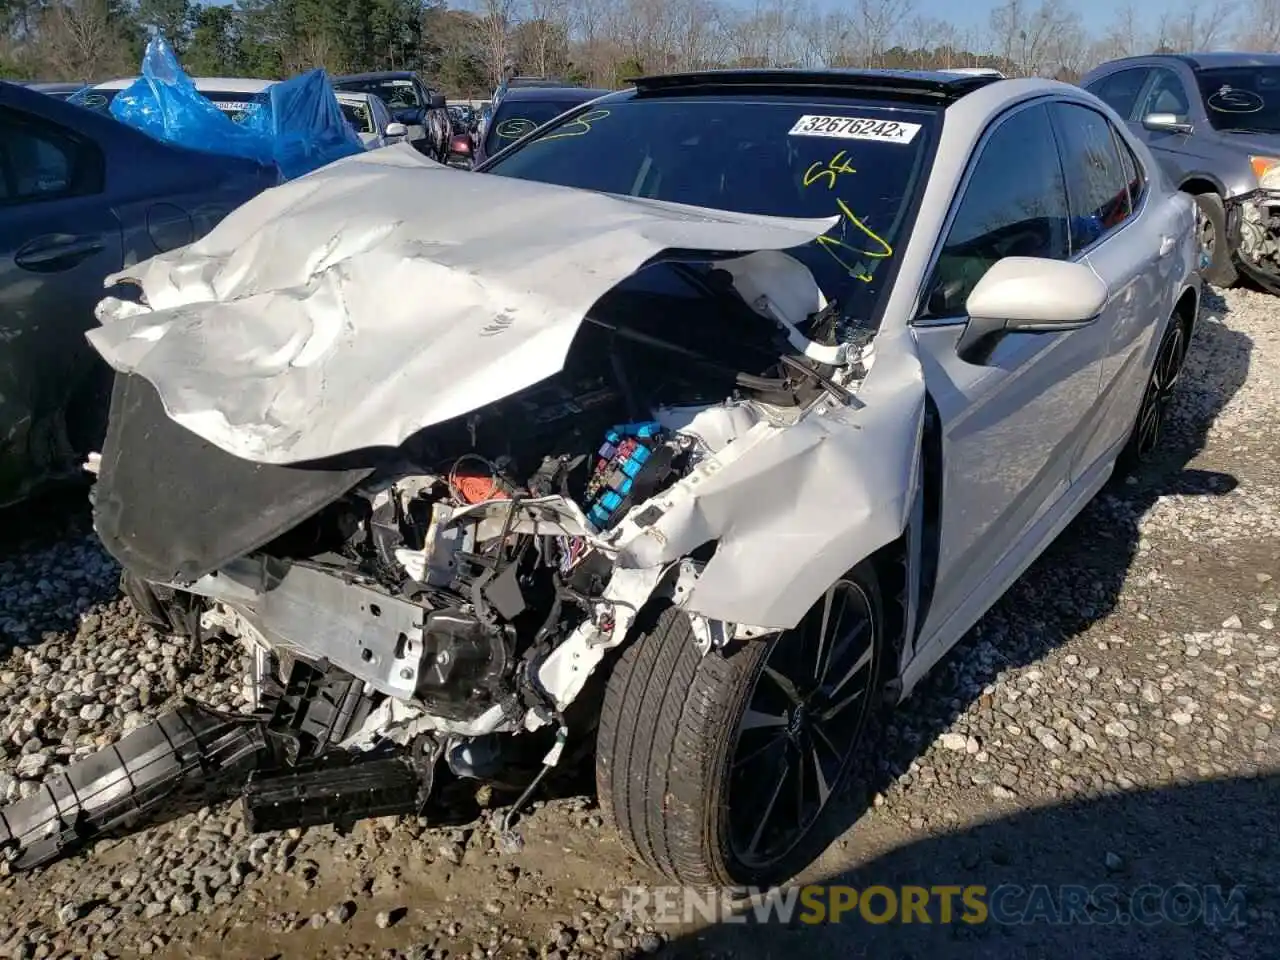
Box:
[1050,102,1133,251]
[920,103,1070,319]
[0,108,102,205]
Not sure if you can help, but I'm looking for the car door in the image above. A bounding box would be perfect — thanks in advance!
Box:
[0,104,123,502]
[370,97,391,147]
[1050,100,1177,474]
[1130,67,1199,183]
[910,100,1114,638]
[405,79,434,150]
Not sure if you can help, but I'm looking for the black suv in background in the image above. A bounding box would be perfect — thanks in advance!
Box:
[332,71,451,162]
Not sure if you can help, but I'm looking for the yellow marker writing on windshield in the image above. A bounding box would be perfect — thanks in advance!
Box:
[539,109,611,142]
[496,118,538,140]
[802,151,856,189]
[798,150,893,280]
[818,198,893,282]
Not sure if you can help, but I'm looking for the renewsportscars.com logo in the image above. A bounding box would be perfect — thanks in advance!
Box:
[620,884,1248,927]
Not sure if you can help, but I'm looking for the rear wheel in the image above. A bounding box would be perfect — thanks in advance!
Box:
[596,562,883,886]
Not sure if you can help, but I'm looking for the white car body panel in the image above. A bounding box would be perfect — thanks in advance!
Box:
[88,145,836,468]
[83,75,1200,695]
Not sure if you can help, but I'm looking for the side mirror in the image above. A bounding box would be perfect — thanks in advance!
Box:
[962,256,1106,344]
[957,257,1106,361]
[429,92,447,109]
[384,122,408,139]
[1142,112,1193,134]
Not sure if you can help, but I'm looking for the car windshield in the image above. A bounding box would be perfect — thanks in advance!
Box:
[340,102,374,133]
[484,96,937,319]
[336,79,420,110]
[484,99,594,155]
[1196,66,1280,133]
[68,87,117,113]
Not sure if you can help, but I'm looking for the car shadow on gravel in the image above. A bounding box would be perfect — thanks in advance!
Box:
[0,478,94,555]
[657,772,1279,960]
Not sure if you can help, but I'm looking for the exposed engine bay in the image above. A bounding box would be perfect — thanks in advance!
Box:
[1234,189,1280,290]
[0,257,879,868]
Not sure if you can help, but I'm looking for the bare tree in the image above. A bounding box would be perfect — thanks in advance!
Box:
[856,0,913,67]
[1156,0,1235,51]
[1096,3,1143,60]
[524,0,569,75]
[473,0,520,86]
[668,0,719,70]
[900,14,948,68]
[1237,0,1280,49]
[989,0,1081,77]
[32,0,132,80]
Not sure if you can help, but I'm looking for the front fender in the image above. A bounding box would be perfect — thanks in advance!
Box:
[614,325,926,630]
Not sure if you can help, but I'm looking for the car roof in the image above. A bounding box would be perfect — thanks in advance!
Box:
[506,77,570,87]
[20,80,86,92]
[939,67,1005,78]
[334,71,418,84]
[1093,51,1280,72]
[496,86,611,103]
[624,67,1003,102]
[91,76,276,92]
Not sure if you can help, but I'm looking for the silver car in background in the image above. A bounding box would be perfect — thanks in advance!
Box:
[334,90,408,150]
[1082,52,1280,291]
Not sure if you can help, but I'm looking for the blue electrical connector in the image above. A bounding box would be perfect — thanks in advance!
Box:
[586,422,666,532]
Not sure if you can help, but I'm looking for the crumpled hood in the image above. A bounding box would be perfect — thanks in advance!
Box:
[87,145,835,465]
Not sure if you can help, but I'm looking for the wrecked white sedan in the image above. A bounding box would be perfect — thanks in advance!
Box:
[0,70,1201,887]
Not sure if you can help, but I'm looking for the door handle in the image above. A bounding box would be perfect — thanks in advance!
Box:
[15,234,105,271]
[1159,235,1177,258]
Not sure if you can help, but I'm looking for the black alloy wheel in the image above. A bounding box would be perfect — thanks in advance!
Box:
[726,577,880,870]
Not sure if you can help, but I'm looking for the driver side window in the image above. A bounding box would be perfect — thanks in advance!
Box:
[1138,69,1191,119]
[919,103,1070,319]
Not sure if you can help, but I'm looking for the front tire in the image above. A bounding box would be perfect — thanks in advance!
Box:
[1117,314,1188,474]
[1193,192,1237,287]
[596,562,883,886]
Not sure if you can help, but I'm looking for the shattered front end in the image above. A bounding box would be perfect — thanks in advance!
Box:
[1230,185,1280,291]
[0,159,909,869]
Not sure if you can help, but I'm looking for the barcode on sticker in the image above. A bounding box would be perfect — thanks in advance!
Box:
[788,115,922,143]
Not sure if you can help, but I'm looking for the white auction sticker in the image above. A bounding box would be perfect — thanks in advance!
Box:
[788,115,922,143]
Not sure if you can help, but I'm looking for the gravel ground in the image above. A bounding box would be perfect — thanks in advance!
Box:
[0,286,1276,960]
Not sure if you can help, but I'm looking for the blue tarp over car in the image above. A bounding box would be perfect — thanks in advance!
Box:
[109,36,364,180]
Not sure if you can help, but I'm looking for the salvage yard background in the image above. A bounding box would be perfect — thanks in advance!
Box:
[0,275,1277,959]
[3,0,1280,97]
